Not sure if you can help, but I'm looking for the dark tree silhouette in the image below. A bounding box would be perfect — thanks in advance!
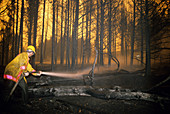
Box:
[40,0,46,64]
[51,0,56,71]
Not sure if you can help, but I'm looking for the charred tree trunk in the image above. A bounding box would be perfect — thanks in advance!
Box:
[17,0,24,53]
[108,0,112,65]
[114,31,116,56]
[40,0,46,64]
[85,2,89,64]
[32,0,39,68]
[19,0,24,52]
[5,32,9,65]
[63,7,67,65]
[71,3,75,68]
[15,0,19,56]
[145,0,151,76]
[125,39,128,65]
[28,0,33,45]
[88,0,92,64]
[81,13,85,69]
[51,0,56,71]
[96,0,100,65]
[60,0,64,65]
[66,0,70,68]
[12,0,15,59]
[44,2,49,60]
[130,0,136,65]
[55,2,58,65]
[140,0,144,65]
[72,0,79,69]
[1,31,5,66]
[100,0,104,65]
[120,1,125,56]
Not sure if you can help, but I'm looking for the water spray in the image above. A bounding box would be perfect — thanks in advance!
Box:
[41,71,85,79]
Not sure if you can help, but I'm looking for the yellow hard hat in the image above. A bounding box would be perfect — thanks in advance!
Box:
[27,45,36,54]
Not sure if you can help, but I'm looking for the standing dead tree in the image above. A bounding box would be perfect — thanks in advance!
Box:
[83,48,98,86]
[83,45,120,86]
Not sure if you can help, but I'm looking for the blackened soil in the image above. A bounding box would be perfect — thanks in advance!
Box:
[1,96,169,114]
[0,65,170,114]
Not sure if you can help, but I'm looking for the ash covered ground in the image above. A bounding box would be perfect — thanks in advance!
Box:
[0,64,170,114]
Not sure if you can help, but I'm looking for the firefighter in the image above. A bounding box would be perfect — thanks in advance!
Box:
[3,45,41,103]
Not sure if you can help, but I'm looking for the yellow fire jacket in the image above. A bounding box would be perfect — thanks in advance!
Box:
[4,52,36,83]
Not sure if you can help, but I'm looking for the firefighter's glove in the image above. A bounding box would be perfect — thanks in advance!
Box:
[24,72,29,77]
[36,71,42,76]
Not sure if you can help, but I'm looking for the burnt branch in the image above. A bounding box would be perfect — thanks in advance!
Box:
[147,75,170,92]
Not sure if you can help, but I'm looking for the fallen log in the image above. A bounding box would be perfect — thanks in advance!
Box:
[28,86,170,104]
[86,87,169,101]
[28,86,90,97]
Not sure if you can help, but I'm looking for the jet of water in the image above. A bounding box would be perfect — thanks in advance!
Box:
[41,71,85,79]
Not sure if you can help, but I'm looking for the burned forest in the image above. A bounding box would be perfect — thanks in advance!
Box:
[0,0,170,113]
